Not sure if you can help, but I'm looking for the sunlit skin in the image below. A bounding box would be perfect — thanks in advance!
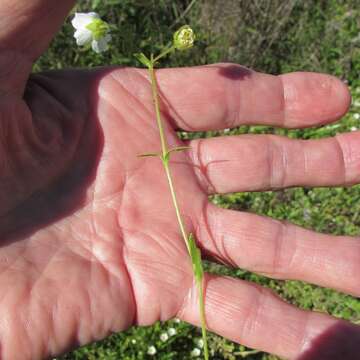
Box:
[0,1,359,359]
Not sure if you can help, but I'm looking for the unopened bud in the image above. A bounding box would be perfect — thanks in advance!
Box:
[173,25,195,51]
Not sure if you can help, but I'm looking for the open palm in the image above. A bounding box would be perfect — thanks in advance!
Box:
[1,1,360,359]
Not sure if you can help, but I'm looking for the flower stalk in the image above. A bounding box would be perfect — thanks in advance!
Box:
[136,27,209,360]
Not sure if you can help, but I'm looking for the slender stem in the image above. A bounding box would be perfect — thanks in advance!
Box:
[148,65,190,252]
[149,62,167,156]
[153,45,175,63]
[163,165,191,254]
[147,60,209,360]
[198,277,209,359]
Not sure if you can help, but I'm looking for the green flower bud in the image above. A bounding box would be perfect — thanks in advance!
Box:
[173,25,195,51]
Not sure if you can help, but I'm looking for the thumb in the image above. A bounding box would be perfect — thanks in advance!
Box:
[0,0,75,95]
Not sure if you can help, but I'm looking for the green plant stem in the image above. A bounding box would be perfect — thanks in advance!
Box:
[148,62,168,157]
[147,60,209,360]
[163,164,191,254]
[153,45,175,63]
[148,61,191,252]
[197,274,209,360]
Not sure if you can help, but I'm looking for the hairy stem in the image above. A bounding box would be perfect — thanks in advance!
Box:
[153,46,175,63]
[148,62,189,251]
[163,164,191,254]
[197,274,209,359]
[149,61,168,157]
[147,60,209,360]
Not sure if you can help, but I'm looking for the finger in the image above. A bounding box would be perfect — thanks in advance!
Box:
[150,64,351,130]
[0,0,75,95]
[178,274,360,359]
[187,131,360,194]
[196,204,360,297]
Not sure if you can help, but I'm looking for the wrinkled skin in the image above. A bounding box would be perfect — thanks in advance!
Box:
[0,1,359,359]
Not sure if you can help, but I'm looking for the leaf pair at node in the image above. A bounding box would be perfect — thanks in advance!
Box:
[138,146,191,164]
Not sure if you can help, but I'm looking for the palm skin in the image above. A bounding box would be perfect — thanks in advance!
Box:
[0,66,207,358]
[1,1,360,359]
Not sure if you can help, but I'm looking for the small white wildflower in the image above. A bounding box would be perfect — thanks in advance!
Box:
[160,332,169,342]
[303,208,311,221]
[354,100,360,107]
[354,113,360,120]
[174,318,181,323]
[168,327,177,336]
[223,128,231,133]
[350,126,357,131]
[71,12,111,53]
[131,339,137,344]
[173,25,195,51]
[195,338,204,348]
[191,348,201,357]
[147,345,157,356]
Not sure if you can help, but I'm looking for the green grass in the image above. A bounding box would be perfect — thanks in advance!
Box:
[39,0,360,359]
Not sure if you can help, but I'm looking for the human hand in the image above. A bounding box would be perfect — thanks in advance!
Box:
[0,1,359,359]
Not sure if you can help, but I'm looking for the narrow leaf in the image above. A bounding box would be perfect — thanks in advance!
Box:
[163,152,170,164]
[134,52,152,67]
[188,233,204,282]
[168,146,191,154]
[163,146,190,163]
[137,152,160,158]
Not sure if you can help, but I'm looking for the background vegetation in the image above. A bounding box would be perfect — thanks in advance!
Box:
[37,0,360,359]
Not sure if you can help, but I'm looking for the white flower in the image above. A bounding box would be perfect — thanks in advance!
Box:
[174,318,181,323]
[168,327,177,336]
[350,126,357,131]
[191,348,201,357]
[195,338,204,348]
[354,113,360,120]
[71,12,111,53]
[147,345,157,356]
[160,332,169,342]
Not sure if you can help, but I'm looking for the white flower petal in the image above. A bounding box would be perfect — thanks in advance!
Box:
[196,339,204,348]
[191,348,201,357]
[74,29,92,46]
[91,36,110,53]
[71,12,99,30]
